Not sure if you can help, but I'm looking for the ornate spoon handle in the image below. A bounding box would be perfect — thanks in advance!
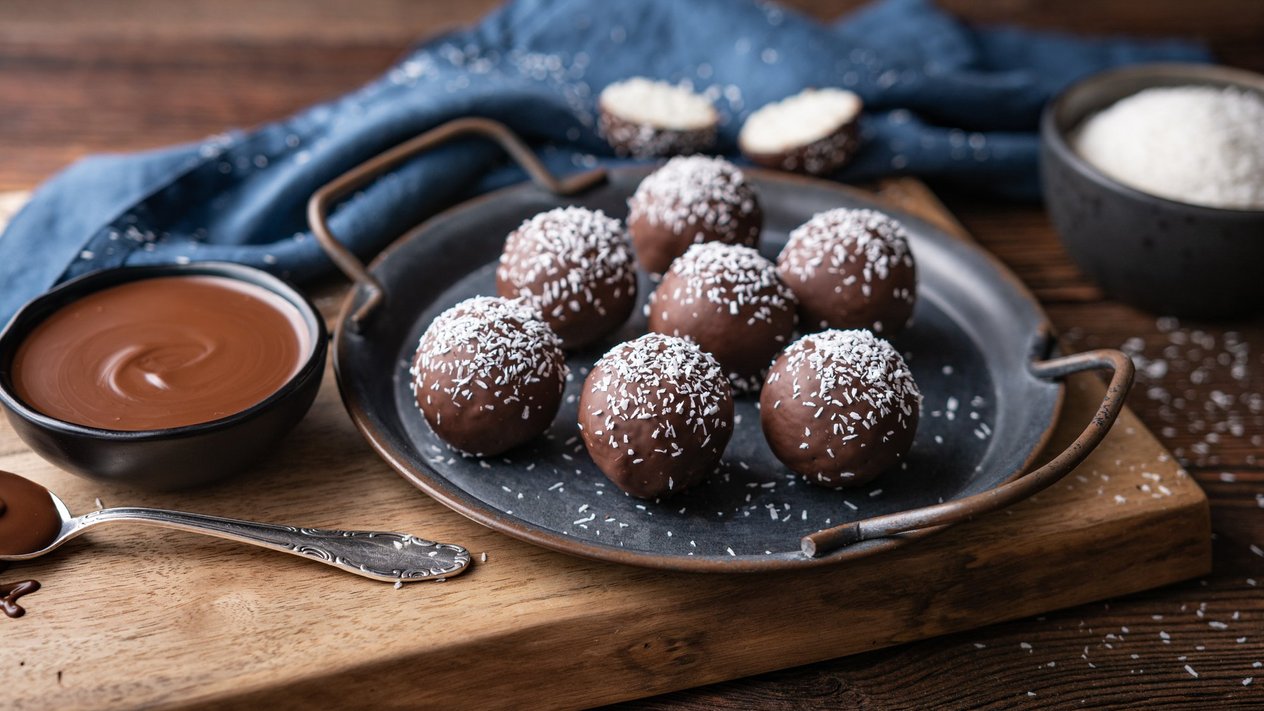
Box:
[70,507,470,582]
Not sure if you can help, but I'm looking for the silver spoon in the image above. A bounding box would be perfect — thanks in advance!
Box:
[1,488,470,582]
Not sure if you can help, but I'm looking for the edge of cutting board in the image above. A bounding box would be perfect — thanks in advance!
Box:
[0,182,1210,711]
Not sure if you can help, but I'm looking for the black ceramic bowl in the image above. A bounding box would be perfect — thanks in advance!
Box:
[1040,63,1264,318]
[0,263,327,490]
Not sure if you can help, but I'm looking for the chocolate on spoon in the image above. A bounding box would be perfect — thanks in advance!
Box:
[0,470,469,583]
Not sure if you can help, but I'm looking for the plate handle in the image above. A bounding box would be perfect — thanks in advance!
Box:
[306,117,608,332]
[801,348,1135,558]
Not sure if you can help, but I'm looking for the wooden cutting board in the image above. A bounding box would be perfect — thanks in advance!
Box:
[0,181,1210,711]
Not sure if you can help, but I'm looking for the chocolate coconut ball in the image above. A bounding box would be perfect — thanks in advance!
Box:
[740,88,863,176]
[627,156,762,274]
[410,296,567,457]
[598,77,718,158]
[648,242,797,392]
[760,329,921,487]
[777,208,917,335]
[578,334,734,499]
[496,207,637,349]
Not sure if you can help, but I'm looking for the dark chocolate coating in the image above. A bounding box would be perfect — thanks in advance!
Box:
[742,121,860,176]
[496,207,637,349]
[759,329,920,487]
[647,242,797,392]
[598,108,717,159]
[777,208,917,335]
[411,297,567,457]
[627,156,762,274]
[578,334,733,499]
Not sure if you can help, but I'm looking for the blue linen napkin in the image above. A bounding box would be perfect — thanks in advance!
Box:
[0,0,1207,323]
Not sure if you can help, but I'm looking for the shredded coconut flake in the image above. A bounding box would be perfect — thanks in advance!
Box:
[780,207,914,287]
[628,156,759,244]
[583,334,730,454]
[659,241,795,312]
[780,329,921,419]
[1073,85,1264,209]
[498,207,635,335]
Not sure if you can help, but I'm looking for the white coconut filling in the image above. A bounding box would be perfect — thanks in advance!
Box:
[740,88,863,154]
[600,77,717,131]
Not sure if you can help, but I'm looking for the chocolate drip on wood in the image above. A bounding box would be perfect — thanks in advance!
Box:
[0,578,40,619]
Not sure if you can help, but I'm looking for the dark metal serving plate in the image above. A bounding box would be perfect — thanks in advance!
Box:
[312,119,1131,573]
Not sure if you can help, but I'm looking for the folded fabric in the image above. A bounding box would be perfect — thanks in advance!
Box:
[0,0,1207,323]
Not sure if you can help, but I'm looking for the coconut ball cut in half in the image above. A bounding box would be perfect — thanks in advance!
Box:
[740,88,863,176]
[599,77,718,158]
[648,242,797,392]
[578,334,734,499]
[627,155,763,274]
[496,207,637,350]
[777,207,917,335]
[410,296,567,457]
[760,329,921,488]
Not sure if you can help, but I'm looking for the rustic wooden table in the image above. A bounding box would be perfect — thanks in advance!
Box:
[1,1,1261,707]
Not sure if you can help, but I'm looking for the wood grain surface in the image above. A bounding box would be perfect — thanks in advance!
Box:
[0,1,1261,708]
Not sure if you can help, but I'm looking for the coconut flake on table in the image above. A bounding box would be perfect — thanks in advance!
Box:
[1072,85,1264,210]
[1067,320,1262,469]
[740,88,862,155]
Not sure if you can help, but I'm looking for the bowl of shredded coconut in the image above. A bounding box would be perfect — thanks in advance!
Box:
[1041,63,1264,318]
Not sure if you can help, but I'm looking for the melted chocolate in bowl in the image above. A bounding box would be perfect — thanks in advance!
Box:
[11,275,311,432]
[0,470,61,556]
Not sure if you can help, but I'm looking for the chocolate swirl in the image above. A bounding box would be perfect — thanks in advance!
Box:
[12,275,310,431]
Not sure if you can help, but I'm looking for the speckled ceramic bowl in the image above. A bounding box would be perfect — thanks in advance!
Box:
[1040,63,1264,319]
